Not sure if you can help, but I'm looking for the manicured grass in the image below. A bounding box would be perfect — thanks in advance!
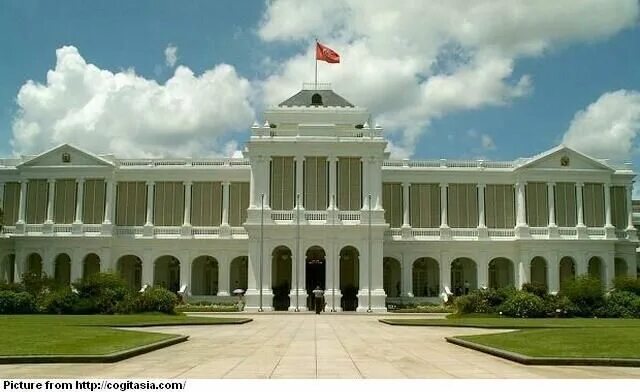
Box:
[0,314,251,356]
[381,317,640,359]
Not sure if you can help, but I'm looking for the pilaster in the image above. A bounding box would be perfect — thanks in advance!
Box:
[143,181,154,237]
[43,179,55,234]
[181,181,192,237]
[72,178,84,234]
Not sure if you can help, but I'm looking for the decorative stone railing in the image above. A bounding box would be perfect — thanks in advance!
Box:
[117,158,250,167]
[383,159,516,169]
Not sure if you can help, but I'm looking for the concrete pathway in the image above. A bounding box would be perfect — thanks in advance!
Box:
[1,313,640,378]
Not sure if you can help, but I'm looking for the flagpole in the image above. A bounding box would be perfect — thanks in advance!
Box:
[314,38,318,89]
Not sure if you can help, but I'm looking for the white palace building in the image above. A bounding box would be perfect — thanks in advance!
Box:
[0,84,638,312]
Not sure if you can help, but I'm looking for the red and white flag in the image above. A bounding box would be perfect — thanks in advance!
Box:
[316,42,340,63]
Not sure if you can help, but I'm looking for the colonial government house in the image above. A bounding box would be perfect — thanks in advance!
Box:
[0,84,638,312]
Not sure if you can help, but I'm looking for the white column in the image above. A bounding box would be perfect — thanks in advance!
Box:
[0,182,4,209]
[515,181,527,227]
[625,184,637,241]
[295,156,304,209]
[402,253,413,297]
[477,183,486,228]
[249,160,256,208]
[103,180,114,224]
[45,179,55,224]
[145,181,154,226]
[179,251,192,295]
[576,182,585,227]
[17,180,27,225]
[402,182,410,228]
[74,178,84,224]
[547,182,556,227]
[263,158,271,208]
[374,158,383,210]
[625,184,634,229]
[439,183,448,228]
[218,256,230,296]
[142,250,153,287]
[183,181,192,226]
[328,156,337,209]
[361,157,370,209]
[604,183,613,227]
[440,254,451,294]
[221,181,230,226]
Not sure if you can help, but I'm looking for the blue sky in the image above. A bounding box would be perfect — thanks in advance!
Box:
[1,0,639,169]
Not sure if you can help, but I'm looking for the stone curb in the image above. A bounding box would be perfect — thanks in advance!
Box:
[378,319,528,328]
[0,335,188,364]
[109,318,253,327]
[446,337,640,367]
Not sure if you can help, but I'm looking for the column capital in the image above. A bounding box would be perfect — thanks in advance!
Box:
[20,179,29,185]
[145,180,155,186]
[47,178,56,184]
[76,177,85,184]
[546,181,555,187]
[328,156,338,163]
[402,181,410,188]
[477,183,486,189]
[183,180,193,186]
[222,180,231,186]
[295,155,305,162]
[575,182,584,187]
[439,182,448,188]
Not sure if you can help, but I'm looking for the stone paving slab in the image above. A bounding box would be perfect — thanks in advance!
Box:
[1,314,640,379]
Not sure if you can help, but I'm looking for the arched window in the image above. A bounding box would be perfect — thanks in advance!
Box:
[311,93,323,105]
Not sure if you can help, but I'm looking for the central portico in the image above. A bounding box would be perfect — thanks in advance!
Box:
[242,83,389,312]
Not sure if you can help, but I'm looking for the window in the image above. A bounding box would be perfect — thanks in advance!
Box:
[409,183,440,228]
[610,186,627,229]
[337,157,361,210]
[485,184,515,228]
[2,182,20,225]
[115,182,146,226]
[447,184,478,228]
[83,179,105,224]
[311,93,323,105]
[191,182,222,226]
[25,180,48,224]
[583,183,604,227]
[270,157,294,210]
[229,182,249,226]
[304,157,327,210]
[525,182,548,227]
[382,183,402,228]
[154,182,184,226]
[53,179,76,224]
[555,182,577,227]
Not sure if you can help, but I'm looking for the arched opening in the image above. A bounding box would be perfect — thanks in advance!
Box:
[451,257,477,295]
[559,256,576,291]
[230,256,248,293]
[383,257,401,297]
[311,93,323,106]
[154,255,180,293]
[588,256,604,284]
[83,253,100,280]
[530,257,548,289]
[26,253,43,276]
[1,254,16,283]
[614,258,628,278]
[412,257,439,297]
[191,256,219,296]
[271,246,292,311]
[340,246,359,311]
[488,257,514,289]
[117,255,142,291]
[54,253,71,286]
[306,246,326,310]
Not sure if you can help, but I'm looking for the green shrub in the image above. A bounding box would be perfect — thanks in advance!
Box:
[0,281,24,292]
[21,272,57,298]
[136,287,178,314]
[543,295,578,317]
[40,288,80,314]
[73,273,130,314]
[595,291,640,318]
[498,291,546,318]
[560,275,604,316]
[613,277,640,296]
[522,282,547,298]
[0,290,37,314]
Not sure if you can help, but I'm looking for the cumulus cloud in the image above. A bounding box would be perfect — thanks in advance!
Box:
[258,0,638,156]
[563,90,640,161]
[467,129,496,154]
[11,46,254,157]
[164,44,178,68]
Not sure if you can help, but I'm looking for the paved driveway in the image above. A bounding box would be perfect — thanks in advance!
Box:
[2,313,640,378]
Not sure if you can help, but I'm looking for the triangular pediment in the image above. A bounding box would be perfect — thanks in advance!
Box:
[517,145,613,172]
[18,144,114,168]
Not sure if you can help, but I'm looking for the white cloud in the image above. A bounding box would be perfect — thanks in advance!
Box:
[563,90,640,161]
[11,46,255,157]
[164,44,178,68]
[258,0,638,156]
[467,129,496,153]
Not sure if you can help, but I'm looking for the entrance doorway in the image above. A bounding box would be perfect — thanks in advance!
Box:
[340,246,359,311]
[272,246,292,311]
[306,246,326,310]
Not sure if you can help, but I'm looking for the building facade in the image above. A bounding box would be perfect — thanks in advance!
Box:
[0,84,638,312]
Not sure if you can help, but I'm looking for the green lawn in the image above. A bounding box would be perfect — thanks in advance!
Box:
[0,314,251,356]
[381,317,640,359]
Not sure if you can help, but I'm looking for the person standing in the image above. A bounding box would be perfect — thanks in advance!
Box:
[312,286,324,314]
